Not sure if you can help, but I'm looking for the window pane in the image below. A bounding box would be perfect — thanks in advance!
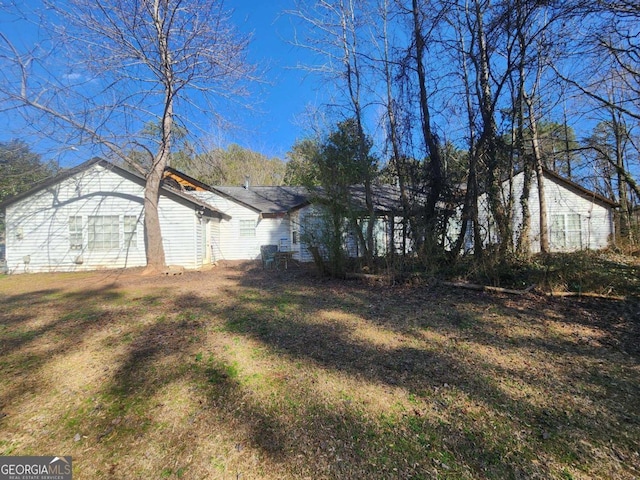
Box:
[69,216,83,250]
[88,216,120,250]
[124,215,138,248]
[239,219,255,237]
[566,214,580,230]
[566,214,582,249]
[550,214,565,249]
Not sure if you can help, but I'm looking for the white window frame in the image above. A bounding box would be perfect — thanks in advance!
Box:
[565,213,582,249]
[550,213,582,250]
[550,214,566,250]
[239,219,256,237]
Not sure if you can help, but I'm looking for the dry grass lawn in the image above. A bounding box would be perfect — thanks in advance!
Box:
[0,261,638,479]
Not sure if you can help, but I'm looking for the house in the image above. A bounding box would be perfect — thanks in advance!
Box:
[4,155,611,275]
[196,184,309,262]
[0,158,228,274]
[165,168,403,263]
[475,169,617,253]
[1,159,408,274]
[160,167,310,261]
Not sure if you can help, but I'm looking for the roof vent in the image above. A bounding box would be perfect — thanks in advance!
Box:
[244,175,250,190]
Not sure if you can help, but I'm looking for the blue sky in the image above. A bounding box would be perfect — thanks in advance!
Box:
[224,0,322,159]
[0,1,324,165]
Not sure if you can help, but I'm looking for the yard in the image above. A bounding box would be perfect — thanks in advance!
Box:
[0,259,638,479]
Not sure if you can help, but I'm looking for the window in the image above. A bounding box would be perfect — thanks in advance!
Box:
[292,231,299,245]
[239,219,256,237]
[69,216,83,249]
[550,213,582,250]
[566,213,582,249]
[550,214,566,250]
[124,215,138,248]
[88,216,120,250]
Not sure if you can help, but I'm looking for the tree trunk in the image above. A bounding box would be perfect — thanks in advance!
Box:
[515,8,531,257]
[563,104,572,179]
[473,0,511,258]
[516,97,532,256]
[612,112,632,244]
[339,0,375,269]
[142,0,174,272]
[449,14,481,261]
[524,93,549,253]
[143,167,166,272]
[381,0,409,258]
[412,0,444,255]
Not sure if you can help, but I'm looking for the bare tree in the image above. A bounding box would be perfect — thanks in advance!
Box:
[0,0,253,271]
[377,0,412,256]
[289,0,379,268]
[557,1,640,122]
[409,0,445,256]
[551,1,639,244]
[584,110,640,245]
[470,0,517,257]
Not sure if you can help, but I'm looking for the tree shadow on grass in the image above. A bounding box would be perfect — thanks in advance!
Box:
[0,289,61,327]
[216,267,640,478]
[0,285,128,357]
[2,264,638,479]
[0,284,162,420]
[88,289,542,478]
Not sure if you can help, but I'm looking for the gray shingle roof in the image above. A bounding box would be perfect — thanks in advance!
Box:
[206,184,410,215]
[210,186,310,214]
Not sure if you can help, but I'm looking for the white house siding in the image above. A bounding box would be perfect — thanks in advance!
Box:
[202,218,220,265]
[391,216,412,255]
[286,209,308,262]
[476,172,613,253]
[158,195,204,269]
[344,218,390,258]
[192,192,290,261]
[295,205,394,262]
[259,216,291,251]
[542,175,612,251]
[369,216,391,256]
[4,163,208,274]
[295,205,324,263]
[5,164,147,273]
[210,218,222,262]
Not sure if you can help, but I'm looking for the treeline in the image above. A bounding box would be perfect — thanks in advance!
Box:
[169,143,286,187]
[0,140,59,204]
[0,140,59,243]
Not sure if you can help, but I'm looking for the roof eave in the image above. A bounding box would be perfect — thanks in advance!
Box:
[542,168,618,208]
[0,158,135,209]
